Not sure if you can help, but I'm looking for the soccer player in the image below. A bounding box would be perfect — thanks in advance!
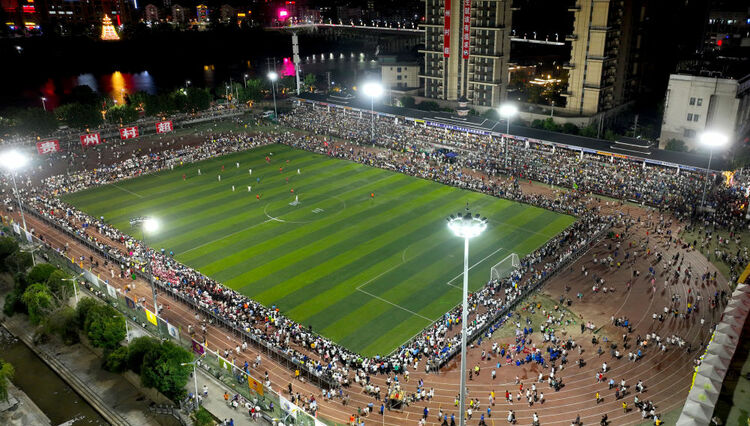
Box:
[247,186,251,192]
[232,186,235,192]
[236,162,240,168]
[198,169,201,175]
[218,175,221,181]
[256,194,261,200]
[297,169,300,175]
[371,192,375,199]
[249,169,252,175]
[182,174,186,181]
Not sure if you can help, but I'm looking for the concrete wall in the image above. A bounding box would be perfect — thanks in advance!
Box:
[659,74,740,150]
[381,64,420,89]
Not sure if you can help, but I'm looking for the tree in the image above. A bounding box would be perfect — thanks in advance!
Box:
[75,297,99,326]
[278,75,296,94]
[5,250,32,275]
[83,303,126,350]
[104,346,130,373]
[580,125,598,138]
[562,123,579,135]
[604,130,618,141]
[46,270,73,301]
[0,359,14,403]
[106,105,139,124]
[185,88,212,112]
[140,340,192,400]
[400,96,416,108]
[27,263,57,284]
[665,138,688,152]
[45,306,80,345]
[55,103,103,129]
[21,283,56,325]
[0,237,19,270]
[242,79,265,102]
[13,108,58,136]
[126,336,160,374]
[416,101,441,111]
[541,118,560,132]
[303,73,317,92]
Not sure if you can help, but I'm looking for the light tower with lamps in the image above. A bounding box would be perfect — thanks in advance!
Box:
[699,131,729,209]
[268,71,279,119]
[447,210,488,426]
[41,97,47,111]
[361,81,383,144]
[0,150,29,232]
[498,104,518,166]
[130,217,160,316]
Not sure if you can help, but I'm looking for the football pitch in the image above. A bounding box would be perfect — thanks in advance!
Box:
[61,143,575,356]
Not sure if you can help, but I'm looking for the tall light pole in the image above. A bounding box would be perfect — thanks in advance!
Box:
[447,211,488,426]
[698,131,729,209]
[181,360,200,410]
[185,80,191,89]
[243,73,249,88]
[131,217,160,315]
[0,150,29,231]
[498,104,518,167]
[362,81,383,144]
[63,272,84,305]
[41,97,47,111]
[268,71,279,119]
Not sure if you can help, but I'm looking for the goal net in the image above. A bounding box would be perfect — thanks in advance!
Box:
[490,253,520,282]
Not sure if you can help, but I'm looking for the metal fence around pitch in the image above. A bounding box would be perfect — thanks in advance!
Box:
[3,217,325,426]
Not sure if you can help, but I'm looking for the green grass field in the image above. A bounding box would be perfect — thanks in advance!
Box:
[61,144,575,356]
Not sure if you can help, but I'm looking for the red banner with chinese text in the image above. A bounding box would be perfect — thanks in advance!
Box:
[80,133,101,147]
[36,140,60,155]
[119,126,139,140]
[462,0,472,59]
[444,0,451,58]
[155,121,173,134]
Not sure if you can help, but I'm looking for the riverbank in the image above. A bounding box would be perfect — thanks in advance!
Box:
[0,380,52,426]
[1,315,159,425]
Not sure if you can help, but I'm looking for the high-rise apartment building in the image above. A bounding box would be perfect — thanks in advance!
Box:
[563,0,646,116]
[419,0,511,107]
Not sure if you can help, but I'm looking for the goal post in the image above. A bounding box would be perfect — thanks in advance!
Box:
[490,253,520,282]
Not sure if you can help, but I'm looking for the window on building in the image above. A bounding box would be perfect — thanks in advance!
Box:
[397,75,402,80]
[697,98,703,106]
[689,97,696,105]
[397,67,402,72]
[687,113,693,121]
[693,114,700,122]
[684,129,695,137]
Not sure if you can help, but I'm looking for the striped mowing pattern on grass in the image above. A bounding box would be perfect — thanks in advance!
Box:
[61,144,575,356]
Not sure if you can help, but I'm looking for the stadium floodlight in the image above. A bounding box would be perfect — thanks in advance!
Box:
[699,131,729,209]
[498,103,518,134]
[362,81,384,144]
[142,217,159,234]
[446,211,488,426]
[0,150,29,231]
[268,71,279,119]
[131,216,160,320]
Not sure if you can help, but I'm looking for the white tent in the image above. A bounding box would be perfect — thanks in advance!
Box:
[714,321,741,339]
[701,354,730,372]
[711,331,736,347]
[676,413,707,426]
[733,283,749,293]
[706,342,735,360]
[724,302,749,317]
[681,400,713,423]
[697,364,726,383]
[692,371,723,395]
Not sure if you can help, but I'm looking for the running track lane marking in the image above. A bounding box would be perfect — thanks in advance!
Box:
[111,183,144,199]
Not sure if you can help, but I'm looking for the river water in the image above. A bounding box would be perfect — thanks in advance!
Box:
[33,52,379,110]
[0,328,107,426]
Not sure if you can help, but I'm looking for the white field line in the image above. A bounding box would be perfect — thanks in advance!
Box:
[180,218,274,256]
[111,183,144,199]
[445,246,506,289]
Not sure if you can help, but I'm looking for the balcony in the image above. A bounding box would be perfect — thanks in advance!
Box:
[563,62,575,69]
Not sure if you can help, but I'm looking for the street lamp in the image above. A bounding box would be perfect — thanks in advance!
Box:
[446,210,488,426]
[63,272,85,305]
[362,81,383,144]
[181,360,201,410]
[185,80,191,89]
[132,217,160,315]
[41,97,47,111]
[0,150,29,231]
[498,104,518,167]
[268,71,279,119]
[243,73,249,88]
[699,131,729,209]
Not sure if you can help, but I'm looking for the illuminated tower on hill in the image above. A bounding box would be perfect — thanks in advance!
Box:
[101,15,120,41]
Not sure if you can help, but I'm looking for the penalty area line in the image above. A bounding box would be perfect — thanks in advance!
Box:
[111,183,144,199]
[445,247,506,289]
